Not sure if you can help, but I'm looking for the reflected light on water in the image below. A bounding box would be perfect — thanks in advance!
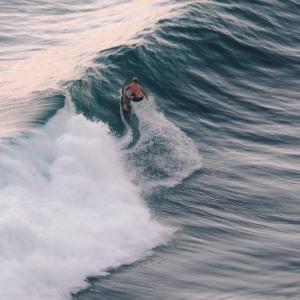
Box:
[0,0,174,100]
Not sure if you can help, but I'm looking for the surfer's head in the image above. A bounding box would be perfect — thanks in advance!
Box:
[132,76,139,83]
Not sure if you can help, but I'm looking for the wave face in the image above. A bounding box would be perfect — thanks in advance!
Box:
[0,0,174,137]
[1,0,300,299]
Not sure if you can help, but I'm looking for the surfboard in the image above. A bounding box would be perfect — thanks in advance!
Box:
[120,80,132,113]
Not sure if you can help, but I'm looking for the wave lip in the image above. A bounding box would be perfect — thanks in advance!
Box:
[0,107,172,300]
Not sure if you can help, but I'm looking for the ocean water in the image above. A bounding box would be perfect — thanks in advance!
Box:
[0,0,299,299]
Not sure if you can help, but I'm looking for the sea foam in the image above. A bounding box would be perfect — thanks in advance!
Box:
[125,98,202,191]
[0,105,171,300]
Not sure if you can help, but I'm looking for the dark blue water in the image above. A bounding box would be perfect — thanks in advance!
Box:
[0,1,299,299]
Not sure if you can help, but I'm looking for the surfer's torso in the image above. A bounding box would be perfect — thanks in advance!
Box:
[127,82,144,98]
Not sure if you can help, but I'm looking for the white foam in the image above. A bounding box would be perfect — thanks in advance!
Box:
[0,105,172,300]
[124,98,202,190]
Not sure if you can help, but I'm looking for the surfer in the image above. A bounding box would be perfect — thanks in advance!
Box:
[122,77,148,111]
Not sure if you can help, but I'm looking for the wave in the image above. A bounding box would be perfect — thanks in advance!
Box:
[68,73,202,192]
[0,103,172,300]
[0,0,177,140]
[0,1,206,299]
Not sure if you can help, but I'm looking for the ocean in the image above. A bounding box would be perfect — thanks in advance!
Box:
[0,0,299,299]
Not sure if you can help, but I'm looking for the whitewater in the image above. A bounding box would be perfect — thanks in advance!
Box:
[0,104,174,300]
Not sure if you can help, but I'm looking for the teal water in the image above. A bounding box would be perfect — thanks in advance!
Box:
[0,1,299,300]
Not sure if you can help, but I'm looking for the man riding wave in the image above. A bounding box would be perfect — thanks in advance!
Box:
[122,77,148,111]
